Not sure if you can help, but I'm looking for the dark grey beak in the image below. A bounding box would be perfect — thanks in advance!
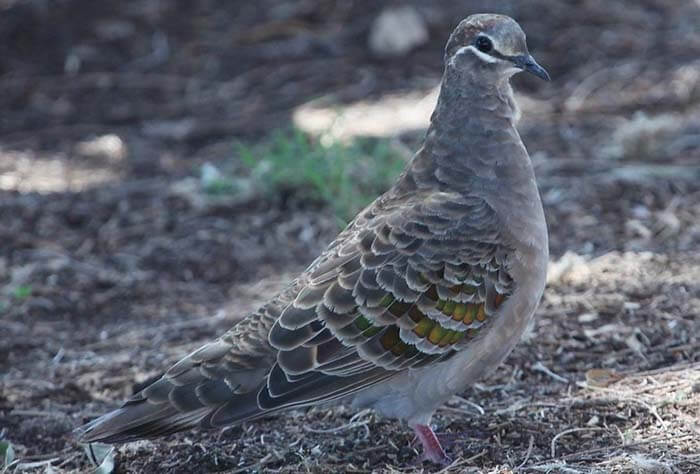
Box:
[512,54,550,81]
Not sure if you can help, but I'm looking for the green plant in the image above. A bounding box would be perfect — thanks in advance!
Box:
[200,162,241,196]
[83,443,115,474]
[236,129,406,223]
[0,440,15,472]
[12,285,31,300]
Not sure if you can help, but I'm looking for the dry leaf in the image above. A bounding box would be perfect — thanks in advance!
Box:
[585,368,623,387]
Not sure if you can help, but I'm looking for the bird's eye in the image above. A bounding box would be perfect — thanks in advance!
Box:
[475,36,493,53]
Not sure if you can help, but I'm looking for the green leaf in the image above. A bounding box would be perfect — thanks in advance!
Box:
[0,440,16,471]
[12,285,31,300]
[83,443,115,474]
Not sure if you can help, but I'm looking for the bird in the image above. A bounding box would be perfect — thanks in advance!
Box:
[78,13,550,465]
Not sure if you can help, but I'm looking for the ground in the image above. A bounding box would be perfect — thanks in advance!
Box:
[1,0,700,472]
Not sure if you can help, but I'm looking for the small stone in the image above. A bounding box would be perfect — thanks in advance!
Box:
[625,333,644,353]
[577,312,599,323]
[586,415,600,426]
[368,6,428,57]
[75,134,127,162]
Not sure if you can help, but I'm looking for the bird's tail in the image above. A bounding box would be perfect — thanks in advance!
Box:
[76,339,269,444]
[77,378,266,444]
[77,399,208,444]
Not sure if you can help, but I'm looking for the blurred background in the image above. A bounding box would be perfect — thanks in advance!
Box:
[1,1,699,472]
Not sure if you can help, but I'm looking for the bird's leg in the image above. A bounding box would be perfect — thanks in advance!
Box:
[412,424,452,465]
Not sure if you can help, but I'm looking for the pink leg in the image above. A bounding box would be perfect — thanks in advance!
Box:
[412,424,452,465]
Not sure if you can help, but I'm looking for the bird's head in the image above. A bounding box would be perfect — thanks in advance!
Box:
[445,14,550,82]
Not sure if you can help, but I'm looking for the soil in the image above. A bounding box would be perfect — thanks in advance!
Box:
[1,0,699,473]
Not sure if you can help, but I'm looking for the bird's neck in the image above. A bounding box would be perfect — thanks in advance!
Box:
[401,67,528,194]
[428,67,521,152]
[431,64,519,128]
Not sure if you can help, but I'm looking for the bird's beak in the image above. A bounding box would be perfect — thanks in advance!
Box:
[512,54,550,81]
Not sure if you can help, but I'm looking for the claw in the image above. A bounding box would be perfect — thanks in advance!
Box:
[412,424,452,465]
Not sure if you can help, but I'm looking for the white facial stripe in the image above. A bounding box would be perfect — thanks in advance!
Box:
[462,45,498,63]
[450,45,501,67]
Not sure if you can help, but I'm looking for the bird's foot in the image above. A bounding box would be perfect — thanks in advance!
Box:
[412,424,452,465]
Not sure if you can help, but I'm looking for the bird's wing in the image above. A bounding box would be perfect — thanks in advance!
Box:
[78,190,514,443]
[259,190,513,411]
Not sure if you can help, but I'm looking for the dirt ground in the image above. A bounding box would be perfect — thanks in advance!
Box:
[1,0,700,472]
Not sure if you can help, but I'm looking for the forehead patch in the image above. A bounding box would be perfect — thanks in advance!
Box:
[460,14,528,56]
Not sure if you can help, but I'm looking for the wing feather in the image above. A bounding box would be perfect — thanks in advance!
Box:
[263,191,513,411]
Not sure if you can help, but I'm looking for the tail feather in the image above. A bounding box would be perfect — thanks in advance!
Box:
[77,377,268,444]
[77,397,211,444]
[76,335,275,444]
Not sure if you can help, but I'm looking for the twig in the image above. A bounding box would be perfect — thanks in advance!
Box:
[529,462,584,473]
[532,361,570,383]
[435,449,487,474]
[303,420,370,435]
[14,458,60,470]
[8,409,64,417]
[451,395,485,415]
[493,401,562,416]
[516,435,535,471]
[230,452,276,474]
[576,382,668,429]
[551,427,605,458]
[548,434,696,463]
